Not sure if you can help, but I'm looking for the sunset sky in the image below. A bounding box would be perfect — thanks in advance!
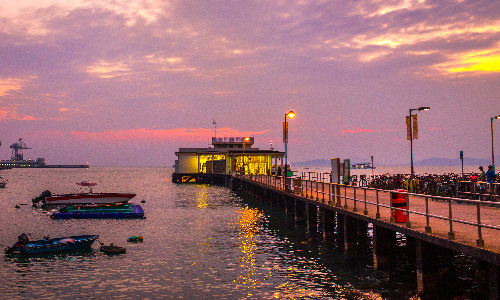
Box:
[1,0,499,167]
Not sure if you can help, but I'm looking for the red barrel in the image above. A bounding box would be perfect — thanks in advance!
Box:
[391,189,407,223]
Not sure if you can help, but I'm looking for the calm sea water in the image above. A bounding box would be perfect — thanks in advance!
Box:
[0,167,478,299]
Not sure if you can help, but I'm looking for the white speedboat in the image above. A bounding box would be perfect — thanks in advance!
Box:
[32,181,136,206]
[351,162,375,169]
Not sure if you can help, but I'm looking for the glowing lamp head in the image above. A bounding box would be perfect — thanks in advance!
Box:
[494,115,500,119]
[418,107,430,111]
[244,137,250,141]
[287,111,295,118]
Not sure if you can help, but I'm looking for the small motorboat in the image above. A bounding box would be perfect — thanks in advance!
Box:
[351,162,376,169]
[0,177,7,188]
[50,204,145,219]
[57,203,134,214]
[32,181,136,206]
[4,233,98,255]
[100,244,126,254]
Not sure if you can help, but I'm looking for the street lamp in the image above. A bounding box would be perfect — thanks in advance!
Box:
[284,111,295,189]
[492,115,500,173]
[409,107,430,180]
[242,137,249,175]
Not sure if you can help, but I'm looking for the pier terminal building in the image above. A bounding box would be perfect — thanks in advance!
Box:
[173,137,286,183]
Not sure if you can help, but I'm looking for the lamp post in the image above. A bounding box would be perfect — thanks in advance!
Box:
[492,115,500,173]
[242,137,249,175]
[409,107,430,180]
[284,111,295,190]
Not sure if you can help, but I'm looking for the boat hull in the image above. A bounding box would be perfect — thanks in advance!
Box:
[44,193,136,205]
[6,235,98,254]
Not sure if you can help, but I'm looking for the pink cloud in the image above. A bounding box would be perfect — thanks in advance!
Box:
[70,127,269,142]
[0,108,40,120]
[340,128,391,134]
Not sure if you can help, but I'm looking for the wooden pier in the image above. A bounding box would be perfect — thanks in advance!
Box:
[228,174,500,299]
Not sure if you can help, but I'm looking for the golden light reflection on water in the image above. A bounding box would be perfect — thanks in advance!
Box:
[196,188,208,209]
[234,206,263,288]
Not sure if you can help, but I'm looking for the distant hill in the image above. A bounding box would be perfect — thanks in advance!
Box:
[293,159,331,167]
[414,157,490,166]
[293,157,491,167]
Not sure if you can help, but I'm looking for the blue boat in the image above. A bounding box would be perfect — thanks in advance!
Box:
[50,204,145,219]
[4,233,98,255]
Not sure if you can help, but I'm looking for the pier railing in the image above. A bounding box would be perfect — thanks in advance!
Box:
[297,171,500,200]
[239,174,500,253]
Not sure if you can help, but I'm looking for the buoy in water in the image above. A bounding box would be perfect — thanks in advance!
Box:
[141,200,145,203]
[100,245,126,254]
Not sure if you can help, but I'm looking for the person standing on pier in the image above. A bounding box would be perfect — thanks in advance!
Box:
[479,166,487,181]
[487,165,496,183]
[486,165,497,195]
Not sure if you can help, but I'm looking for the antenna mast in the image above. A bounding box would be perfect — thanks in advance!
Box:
[213,119,217,138]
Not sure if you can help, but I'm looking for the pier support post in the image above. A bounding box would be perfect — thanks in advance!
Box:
[277,193,285,210]
[372,225,396,271]
[477,260,500,300]
[415,240,459,298]
[264,191,272,208]
[344,215,358,250]
[295,200,306,224]
[307,203,318,233]
[336,212,345,245]
[357,220,369,244]
[489,263,499,300]
[321,208,336,240]
[286,198,295,220]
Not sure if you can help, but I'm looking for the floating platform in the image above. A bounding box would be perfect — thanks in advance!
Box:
[172,172,229,184]
[51,204,144,219]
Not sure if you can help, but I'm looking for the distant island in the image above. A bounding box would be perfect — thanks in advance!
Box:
[293,157,491,167]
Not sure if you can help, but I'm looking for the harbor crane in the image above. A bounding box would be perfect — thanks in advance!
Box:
[10,138,31,161]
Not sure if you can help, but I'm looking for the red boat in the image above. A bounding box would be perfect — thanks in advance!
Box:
[32,181,136,206]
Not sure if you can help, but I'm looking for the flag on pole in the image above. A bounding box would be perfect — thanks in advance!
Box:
[412,115,418,139]
[406,116,411,140]
[283,121,288,143]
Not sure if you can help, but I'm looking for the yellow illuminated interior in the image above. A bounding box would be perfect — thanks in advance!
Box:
[199,154,226,173]
[235,156,269,175]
